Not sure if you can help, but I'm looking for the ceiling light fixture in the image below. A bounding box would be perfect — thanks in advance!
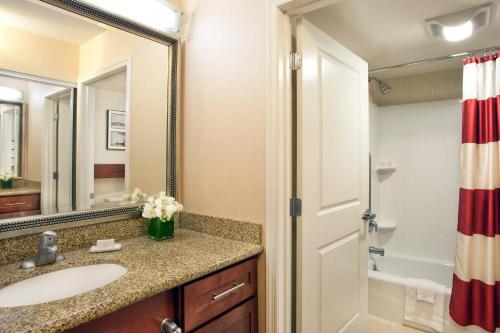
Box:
[0,87,23,103]
[426,2,491,42]
[442,21,474,42]
[79,0,182,33]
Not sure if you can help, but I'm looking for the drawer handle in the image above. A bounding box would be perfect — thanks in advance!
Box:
[212,282,245,302]
[4,202,27,206]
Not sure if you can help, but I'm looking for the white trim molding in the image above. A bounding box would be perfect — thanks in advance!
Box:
[77,58,132,210]
[272,0,343,15]
[266,3,293,333]
[267,1,346,332]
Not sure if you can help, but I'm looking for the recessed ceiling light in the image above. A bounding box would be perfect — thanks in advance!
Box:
[426,2,491,42]
[442,21,474,42]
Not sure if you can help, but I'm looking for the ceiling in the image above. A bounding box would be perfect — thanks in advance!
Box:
[0,0,105,45]
[0,76,66,102]
[305,0,500,79]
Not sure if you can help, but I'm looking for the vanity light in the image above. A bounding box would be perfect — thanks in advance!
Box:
[79,0,182,33]
[426,3,491,42]
[0,87,23,103]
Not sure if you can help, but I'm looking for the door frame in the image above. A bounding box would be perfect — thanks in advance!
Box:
[266,1,351,332]
[77,58,132,210]
[41,88,73,214]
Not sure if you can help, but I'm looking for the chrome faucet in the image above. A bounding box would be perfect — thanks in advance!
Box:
[20,231,65,269]
[369,246,385,256]
[368,219,378,233]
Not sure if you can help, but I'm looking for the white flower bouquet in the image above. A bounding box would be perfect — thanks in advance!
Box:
[122,188,148,206]
[142,192,183,221]
[133,191,183,240]
[0,171,17,189]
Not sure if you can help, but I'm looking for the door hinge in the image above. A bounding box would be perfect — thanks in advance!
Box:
[53,112,59,121]
[290,197,302,217]
[52,171,59,180]
[290,52,302,70]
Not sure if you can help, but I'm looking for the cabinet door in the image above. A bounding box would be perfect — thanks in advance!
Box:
[66,290,176,333]
[183,258,257,332]
[193,297,257,333]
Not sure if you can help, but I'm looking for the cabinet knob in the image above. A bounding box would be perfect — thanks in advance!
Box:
[160,318,182,333]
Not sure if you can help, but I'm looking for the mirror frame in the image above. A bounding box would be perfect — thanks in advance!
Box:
[0,0,179,236]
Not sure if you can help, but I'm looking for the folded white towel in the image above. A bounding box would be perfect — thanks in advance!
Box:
[417,279,437,304]
[405,278,446,332]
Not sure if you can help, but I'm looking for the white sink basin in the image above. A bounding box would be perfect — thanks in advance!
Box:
[0,263,127,307]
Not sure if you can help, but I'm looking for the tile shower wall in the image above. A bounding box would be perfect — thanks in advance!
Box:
[370,102,380,215]
[374,99,462,263]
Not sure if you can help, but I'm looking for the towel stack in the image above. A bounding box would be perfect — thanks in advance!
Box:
[404,278,446,332]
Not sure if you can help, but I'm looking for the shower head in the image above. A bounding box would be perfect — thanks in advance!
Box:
[378,80,392,95]
[369,76,392,95]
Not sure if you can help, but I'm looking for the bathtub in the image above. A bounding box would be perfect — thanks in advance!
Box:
[368,254,489,333]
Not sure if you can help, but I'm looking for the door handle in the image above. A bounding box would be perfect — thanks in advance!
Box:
[212,282,245,302]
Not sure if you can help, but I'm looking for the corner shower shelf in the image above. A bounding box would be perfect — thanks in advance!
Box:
[377,221,397,230]
[376,162,397,173]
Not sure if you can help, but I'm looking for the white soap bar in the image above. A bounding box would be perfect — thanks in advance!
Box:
[90,243,122,253]
[96,239,115,250]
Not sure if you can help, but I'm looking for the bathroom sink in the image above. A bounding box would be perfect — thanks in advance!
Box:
[0,263,127,307]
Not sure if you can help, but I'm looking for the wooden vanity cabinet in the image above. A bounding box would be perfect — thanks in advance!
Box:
[180,257,257,332]
[66,257,258,333]
[0,193,40,218]
[192,298,257,333]
[67,290,177,333]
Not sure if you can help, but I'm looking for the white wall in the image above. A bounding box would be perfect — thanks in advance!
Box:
[180,0,267,224]
[373,99,461,263]
[369,102,379,214]
[179,1,267,331]
[79,28,169,195]
[26,83,63,182]
[92,78,126,204]
[93,89,126,164]
[0,23,79,82]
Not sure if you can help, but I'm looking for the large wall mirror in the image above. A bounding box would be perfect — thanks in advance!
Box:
[0,0,178,233]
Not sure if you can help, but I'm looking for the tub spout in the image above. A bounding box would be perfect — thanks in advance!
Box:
[369,246,385,256]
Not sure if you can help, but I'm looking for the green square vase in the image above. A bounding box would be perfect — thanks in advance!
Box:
[1,179,13,189]
[147,217,174,241]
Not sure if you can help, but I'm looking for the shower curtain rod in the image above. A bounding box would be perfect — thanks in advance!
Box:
[369,45,500,74]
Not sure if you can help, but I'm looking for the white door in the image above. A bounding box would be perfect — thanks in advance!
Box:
[56,92,74,213]
[296,18,369,333]
[41,89,73,214]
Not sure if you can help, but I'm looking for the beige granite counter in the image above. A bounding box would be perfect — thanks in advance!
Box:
[0,228,263,333]
[0,180,40,197]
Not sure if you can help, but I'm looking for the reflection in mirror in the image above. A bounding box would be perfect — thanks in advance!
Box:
[0,77,74,218]
[0,100,21,176]
[0,0,171,220]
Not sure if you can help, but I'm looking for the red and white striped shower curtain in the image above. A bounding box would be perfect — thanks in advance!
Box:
[449,53,500,332]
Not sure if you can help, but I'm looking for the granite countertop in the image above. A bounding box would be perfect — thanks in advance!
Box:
[0,181,41,197]
[0,228,263,333]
